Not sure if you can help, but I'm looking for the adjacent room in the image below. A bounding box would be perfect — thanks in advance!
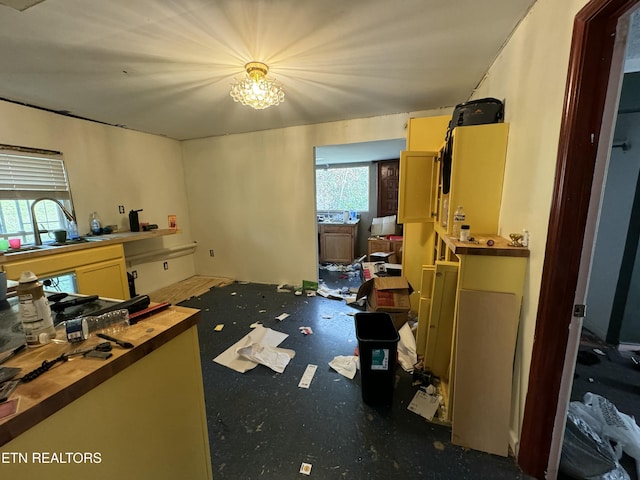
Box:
[0,1,639,479]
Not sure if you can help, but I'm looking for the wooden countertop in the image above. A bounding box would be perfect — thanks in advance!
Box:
[440,232,530,257]
[0,303,200,446]
[0,229,177,265]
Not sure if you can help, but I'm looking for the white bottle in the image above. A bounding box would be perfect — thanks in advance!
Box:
[452,205,466,238]
[17,271,56,345]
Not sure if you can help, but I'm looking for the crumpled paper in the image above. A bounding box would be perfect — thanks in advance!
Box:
[329,355,358,379]
[397,322,417,372]
[236,343,295,374]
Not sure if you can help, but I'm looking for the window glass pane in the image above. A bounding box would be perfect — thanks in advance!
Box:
[316,165,369,211]
[0,149,74,246]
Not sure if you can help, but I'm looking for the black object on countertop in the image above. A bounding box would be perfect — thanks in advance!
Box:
[89,294,151,318]
[129,209,143,232]
[50,295,99,312]
[0,344,26,365]
[96,333,134,349]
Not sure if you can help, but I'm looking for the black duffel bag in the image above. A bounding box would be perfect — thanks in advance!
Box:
[450,97,504,128]
[442,98,504,194]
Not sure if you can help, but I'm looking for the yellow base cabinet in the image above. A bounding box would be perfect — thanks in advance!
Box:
[3,244,130,299]
[420,234,528,456]
[0,325,212,480]
[75,257,128,300]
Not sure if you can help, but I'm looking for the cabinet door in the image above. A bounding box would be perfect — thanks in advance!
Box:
[321,233,353,263]
[398,151,438,223]
[76,258,129,300]
[444,123,509,234]
[416,265,435,355]
[424,261,458,381]
[407,116,450,150]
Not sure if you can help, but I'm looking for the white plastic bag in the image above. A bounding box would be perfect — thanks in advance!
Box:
[582,393,640,479]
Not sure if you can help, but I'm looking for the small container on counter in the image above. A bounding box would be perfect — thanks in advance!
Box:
[459,225,470,242]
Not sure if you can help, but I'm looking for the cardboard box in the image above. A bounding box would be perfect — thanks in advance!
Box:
[356,276,413,330]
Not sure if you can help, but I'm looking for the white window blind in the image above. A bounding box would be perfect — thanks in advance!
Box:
[0,149,70,200]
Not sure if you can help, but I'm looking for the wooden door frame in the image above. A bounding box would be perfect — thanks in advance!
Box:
[518,0,639,477]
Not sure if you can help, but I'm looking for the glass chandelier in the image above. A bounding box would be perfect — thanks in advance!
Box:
[229,61,285,109]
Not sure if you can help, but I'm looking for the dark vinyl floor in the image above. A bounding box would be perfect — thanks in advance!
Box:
[180,269,530,480]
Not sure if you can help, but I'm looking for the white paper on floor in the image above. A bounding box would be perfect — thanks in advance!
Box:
[408,390,442,421]
[397,322,417,372]
[329,355,358,379]
[236,343,295,374]
[298,364,318,388]
[213,325,290,373]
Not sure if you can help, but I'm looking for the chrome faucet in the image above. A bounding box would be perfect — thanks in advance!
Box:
[31,197,76,245]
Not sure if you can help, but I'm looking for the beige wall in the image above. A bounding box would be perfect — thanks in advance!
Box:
[471,0,590,452]
[181,114,412,285]
[0,101,195,294]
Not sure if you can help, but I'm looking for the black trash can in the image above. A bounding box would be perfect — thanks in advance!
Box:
[355,312,400,405]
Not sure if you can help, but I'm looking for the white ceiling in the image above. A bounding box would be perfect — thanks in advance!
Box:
[0,0,536,144]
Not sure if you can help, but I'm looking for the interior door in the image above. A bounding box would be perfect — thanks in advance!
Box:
[377,160,399,217]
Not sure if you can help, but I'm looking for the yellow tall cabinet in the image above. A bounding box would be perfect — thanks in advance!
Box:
[406,121,531,457]
[399,115,449,309]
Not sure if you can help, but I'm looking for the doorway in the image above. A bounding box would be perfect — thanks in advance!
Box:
[518,1,640,478]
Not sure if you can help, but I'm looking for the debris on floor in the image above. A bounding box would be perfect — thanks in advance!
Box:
[299,326,313,335]
[214,324,224,331]
[298,364,318,388]
[408,390,442,421]
[236,342,295,374]
[328,355,358,379]
[299,462,312,475]
[213,325,291,373]
[397,322,417,373]
[276,313,290,321]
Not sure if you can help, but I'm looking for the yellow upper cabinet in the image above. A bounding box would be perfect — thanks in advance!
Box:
[438,123,509,235]
[407,116,450,151]
[398,116,450,224]
[398,151,439,223]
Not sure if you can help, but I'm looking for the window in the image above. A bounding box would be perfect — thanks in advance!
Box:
[0,147,74,245]
[316,165,369,211]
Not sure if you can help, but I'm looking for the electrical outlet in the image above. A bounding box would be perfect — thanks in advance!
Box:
[131,270,138,279]
[209,249,215,257]
[118,205,125,214]
[163,261,169,270]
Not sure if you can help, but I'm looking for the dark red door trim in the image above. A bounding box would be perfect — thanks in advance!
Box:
[518,0,639,477]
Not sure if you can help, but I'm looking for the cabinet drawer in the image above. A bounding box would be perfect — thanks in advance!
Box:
[319,224,354,234]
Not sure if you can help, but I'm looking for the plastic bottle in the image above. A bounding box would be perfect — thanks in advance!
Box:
[17,271,56,345]
[452,205,466,238]
[67,219,79,240]
[89,212,102,235]
[55,309,130,343]
[441,196,449,228]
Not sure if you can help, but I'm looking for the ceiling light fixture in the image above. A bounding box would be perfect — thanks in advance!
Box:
[230,61,285,110]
